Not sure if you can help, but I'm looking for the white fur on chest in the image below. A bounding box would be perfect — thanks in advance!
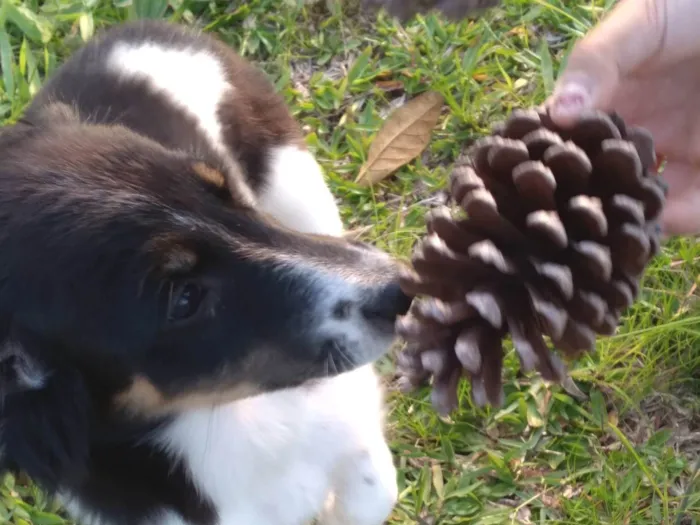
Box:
[157,365,387,525]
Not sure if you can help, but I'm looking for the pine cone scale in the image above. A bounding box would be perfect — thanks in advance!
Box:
[512,161,558,210]
[542,143,592,196]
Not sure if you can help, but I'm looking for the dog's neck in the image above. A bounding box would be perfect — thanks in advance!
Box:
[60,416,217,525]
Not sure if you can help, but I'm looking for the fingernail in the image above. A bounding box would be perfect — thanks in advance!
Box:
[550,82,592,126]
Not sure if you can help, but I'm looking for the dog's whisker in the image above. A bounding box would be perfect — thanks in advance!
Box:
[203,402,216,466]
[335,345,355,371]
[330,353,339,376]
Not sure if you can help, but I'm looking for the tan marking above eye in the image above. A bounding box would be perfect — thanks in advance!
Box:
[144,235,198,274]
[161,247,198,273]
[192,161,226,188]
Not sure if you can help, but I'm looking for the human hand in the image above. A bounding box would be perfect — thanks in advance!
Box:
[546,0,700,236]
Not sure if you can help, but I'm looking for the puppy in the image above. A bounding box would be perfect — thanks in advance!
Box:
[0,20,410,525]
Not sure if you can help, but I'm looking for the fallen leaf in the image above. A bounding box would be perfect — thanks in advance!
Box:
[431,464,444,501]
[508,26,529,37]
[540,492,562,509]
[526,398,544,428]
[355,91,444,185]
[514,506,533,524]
[375,79,404,91]
[375,69,395,80]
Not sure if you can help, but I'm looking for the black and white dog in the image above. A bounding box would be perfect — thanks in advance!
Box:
[0,20,411,525]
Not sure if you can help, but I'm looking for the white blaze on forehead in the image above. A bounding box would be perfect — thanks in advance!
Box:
[106,42,257,205]
[107,43,231,158]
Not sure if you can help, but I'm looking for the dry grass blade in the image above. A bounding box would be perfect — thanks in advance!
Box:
[355,90,444,185]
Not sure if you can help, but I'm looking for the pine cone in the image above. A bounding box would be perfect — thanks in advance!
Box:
[395,107,667,415]
[361,0,501,21]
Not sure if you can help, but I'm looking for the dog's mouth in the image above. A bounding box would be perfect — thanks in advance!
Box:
[315,322,401,377]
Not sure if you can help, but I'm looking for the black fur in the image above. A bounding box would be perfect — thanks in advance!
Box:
[0,20,410,525]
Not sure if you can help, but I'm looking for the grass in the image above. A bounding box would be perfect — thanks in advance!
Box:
[1,0,699,523]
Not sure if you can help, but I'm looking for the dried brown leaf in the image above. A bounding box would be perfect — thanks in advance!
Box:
[355,91,444,185]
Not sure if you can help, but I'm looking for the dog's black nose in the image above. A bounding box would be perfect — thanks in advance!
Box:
[362,282,412,322]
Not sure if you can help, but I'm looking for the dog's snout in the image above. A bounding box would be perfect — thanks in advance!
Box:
[361,282,412,322]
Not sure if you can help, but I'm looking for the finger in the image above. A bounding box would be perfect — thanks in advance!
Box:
[548,0,700,127]
[658,161,700,236]
[661,196,700,237]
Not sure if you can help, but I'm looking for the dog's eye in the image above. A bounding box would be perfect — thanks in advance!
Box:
[168,283,205,322]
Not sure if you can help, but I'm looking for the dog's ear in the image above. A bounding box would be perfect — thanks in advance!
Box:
[0,103,79,153]
[0,336,91,492]
[21,101,80,127]
[0,342,47,395]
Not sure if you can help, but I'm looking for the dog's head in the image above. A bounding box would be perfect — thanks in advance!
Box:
[0,103,410,488]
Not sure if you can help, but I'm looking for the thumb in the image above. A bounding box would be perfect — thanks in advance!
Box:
[548,0,675,127]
